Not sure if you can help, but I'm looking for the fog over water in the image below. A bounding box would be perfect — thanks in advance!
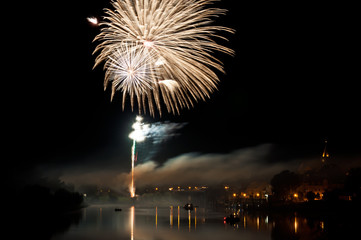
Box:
[50,204,356,240]
[45,143,361,192]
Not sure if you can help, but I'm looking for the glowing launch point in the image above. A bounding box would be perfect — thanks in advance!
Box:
[129,117,148,142]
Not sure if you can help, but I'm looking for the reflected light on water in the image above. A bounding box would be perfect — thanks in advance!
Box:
[294,216,298,234]
[98,207,102,228]
[130,206,134,240]
[170,206,173,227]
[155,206,157,229]
[188,210,191,232]
[49,206,340,240]
[154,206,198,232]
[195,208,197,230]
[320,221,325,231]
[178,206,180,230]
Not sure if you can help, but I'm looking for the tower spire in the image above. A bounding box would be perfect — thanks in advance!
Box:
[321,140,330,165]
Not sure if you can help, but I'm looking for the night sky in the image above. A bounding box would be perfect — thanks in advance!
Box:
[6,1,360,189]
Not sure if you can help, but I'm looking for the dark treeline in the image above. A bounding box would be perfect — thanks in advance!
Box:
[18,184,84,214]
[7,176,85,240]
[270,167,361,203]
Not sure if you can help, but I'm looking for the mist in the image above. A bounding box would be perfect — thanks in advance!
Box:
[132,120,187,163]
[57,144,306,191]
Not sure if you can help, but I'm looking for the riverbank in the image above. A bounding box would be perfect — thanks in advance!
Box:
[266,199,361,216]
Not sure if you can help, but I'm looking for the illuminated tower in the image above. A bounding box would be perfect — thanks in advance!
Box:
[321,140,330,165]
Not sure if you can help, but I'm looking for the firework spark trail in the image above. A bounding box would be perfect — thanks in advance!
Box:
[130,138,136,198]
[93,0,234,116]
[129,116,148,197]
[105,43,160,109]
[128,116,186,196]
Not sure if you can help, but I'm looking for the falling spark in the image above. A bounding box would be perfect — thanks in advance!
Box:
[158,80,179,91]
[93,0,234,116]
[87,17,98,25]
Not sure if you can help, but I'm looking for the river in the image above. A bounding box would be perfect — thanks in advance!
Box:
[48,204,346,240]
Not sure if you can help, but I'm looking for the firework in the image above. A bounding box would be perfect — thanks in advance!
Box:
[128,116,148,197]
[87,17,98,25]
[105,43,159,110]
[127,115,185,197]
[93,0,234,116]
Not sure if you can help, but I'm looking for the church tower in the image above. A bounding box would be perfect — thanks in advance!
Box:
[321,140,330,165]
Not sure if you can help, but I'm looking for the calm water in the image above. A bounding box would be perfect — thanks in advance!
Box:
[49,204,336,240]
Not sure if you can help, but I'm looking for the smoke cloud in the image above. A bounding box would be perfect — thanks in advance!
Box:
[129,119,187,163]
[145,121,187,144]
[59,144,305,191]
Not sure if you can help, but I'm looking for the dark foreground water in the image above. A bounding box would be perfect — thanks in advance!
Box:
[49,204,345,240]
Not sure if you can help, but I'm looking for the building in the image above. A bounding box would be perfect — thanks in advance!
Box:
[321,140,330,166]
[294,140,344,202]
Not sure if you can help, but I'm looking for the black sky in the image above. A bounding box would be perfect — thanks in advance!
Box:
[6,0,360,182]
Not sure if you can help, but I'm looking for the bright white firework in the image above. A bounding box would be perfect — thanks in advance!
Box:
[158,80,179,91]
[128,115,149,197]
[127,116,186,197]
[129,115,149,142]
[105,43,159,111]
[93,0,235,116]
[87,17,98,25]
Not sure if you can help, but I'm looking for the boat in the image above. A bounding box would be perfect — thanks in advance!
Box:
[224,215,240,224]
[183,203,194,211]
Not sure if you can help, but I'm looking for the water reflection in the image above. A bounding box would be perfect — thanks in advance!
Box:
[169,206,173,227]
[188,209,191,231]
[177,206,180,230]
[194,208,197,230]
[155,206,158,229]
[51,205,357,240]
[130,206,134,240]
[154,206,198,232]
[224,209,272,232]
